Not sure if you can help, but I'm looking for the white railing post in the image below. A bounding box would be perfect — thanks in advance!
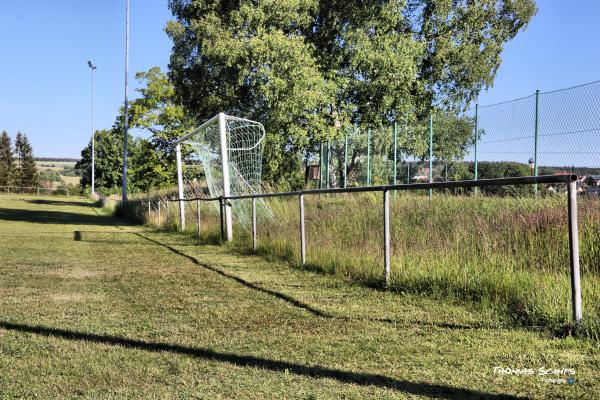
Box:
[196,199,201,238]
[157,200,161,226]
[384,188,391,285]
[567,181,582,324]
[299,194,306,265]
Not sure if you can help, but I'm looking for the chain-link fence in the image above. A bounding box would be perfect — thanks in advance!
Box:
[314,80,600,194]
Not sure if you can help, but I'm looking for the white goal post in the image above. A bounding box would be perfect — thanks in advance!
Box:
[174,112,266,241]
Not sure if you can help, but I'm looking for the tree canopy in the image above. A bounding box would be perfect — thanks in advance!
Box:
[166,0,536,186]
[14,132,38,187]
[0,131,15,187]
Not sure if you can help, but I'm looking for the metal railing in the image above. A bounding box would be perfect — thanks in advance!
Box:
[0,186,69,196]
[143,174,582,325]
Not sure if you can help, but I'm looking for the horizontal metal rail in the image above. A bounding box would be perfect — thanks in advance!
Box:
[159,174,577,203]
[142,173,582,326]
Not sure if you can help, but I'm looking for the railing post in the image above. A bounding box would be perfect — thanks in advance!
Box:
[383,188,391,285]
[534,89,540,197]
[252,197,257,251]
[567,180,582,325]
[157,200,161,225]
[299,194,306,265]
[37,187,40,196]
[219,197,225,241]
[196,199,201,238]
[148,201,151,225]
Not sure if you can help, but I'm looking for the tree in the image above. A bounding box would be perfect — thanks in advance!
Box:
[14,132,24,183]
[0,131,15,187]
[14,132,38,187]
[128,67,195,191]
[166,0,536,186]
[76,126,129,192]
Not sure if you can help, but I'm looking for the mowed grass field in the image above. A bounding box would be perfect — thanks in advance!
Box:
[0,194,598,399]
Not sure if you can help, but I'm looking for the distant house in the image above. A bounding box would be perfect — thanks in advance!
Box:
[586,175,600,186]
[585,175,600,196]
[412,167,430,182]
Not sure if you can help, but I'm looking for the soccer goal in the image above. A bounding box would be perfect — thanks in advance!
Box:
[174,113,266,241]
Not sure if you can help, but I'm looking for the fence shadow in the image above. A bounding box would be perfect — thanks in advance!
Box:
[0,320,522,399]
[0,208,131,227]
[133,233,488,331]
[25,199,95,208]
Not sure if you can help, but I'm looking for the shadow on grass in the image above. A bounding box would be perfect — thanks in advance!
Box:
[134,233,488,331]
[0,208,131,226]
[25,199,94,208]
[0,320,523,399]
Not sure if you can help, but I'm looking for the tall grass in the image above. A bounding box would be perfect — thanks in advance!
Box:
[122,192,600,339]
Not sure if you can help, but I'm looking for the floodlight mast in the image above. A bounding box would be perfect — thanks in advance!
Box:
[122,0,130,201]
[87,61,97,195]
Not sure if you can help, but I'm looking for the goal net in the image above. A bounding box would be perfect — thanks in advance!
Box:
[175,113,267,240]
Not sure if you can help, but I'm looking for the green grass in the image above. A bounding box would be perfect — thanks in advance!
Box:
[1,193,599,399]
[143,192,600,339]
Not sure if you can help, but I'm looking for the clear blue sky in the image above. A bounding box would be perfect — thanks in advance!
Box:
[0,0,598,158]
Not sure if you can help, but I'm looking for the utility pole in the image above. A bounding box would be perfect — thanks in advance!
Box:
[87,61,97,195]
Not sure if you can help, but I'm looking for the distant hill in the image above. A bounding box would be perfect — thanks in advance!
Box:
[35,157,80,162]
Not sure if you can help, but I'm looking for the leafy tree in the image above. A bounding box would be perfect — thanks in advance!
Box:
[14,132,38,187]
[473,161,533,195]
[0,131,15,187]
[166,0,536,186]
[77,126,130,192]
[128,67,195,191]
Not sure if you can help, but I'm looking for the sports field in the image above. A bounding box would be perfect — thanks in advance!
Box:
[0,194,597,399]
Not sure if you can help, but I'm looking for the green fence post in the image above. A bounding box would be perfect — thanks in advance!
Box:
[534,89,540,197]
[319,142,324,189]
[407,162,410,184]
[429,115,433,198]
[343,132,348,188]
[367,128,372,186]
[474,103,479,194]
[393,121,398,185]
[326,140,330,189]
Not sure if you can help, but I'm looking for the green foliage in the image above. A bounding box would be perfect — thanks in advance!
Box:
[0,131,15,186]
[77,127,130,191]
[474,161,534,195]
[166,0,536,185]
[128,67,196,191]
[38,170,62,183]
[14,132,38,187]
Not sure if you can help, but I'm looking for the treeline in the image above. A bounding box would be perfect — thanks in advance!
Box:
[0,131,37,188]
[77,1,536,193]
[36,157,79,162]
